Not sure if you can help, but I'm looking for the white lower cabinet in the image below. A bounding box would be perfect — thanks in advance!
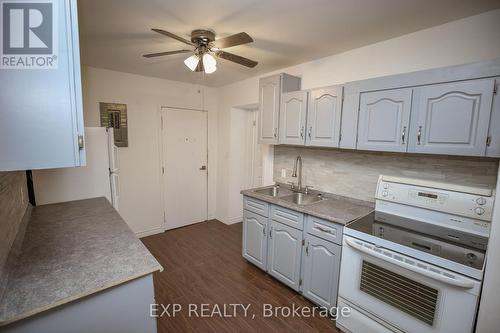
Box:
[242,210,268,270]
[268,220,303,291]
[242,196,343,308]
[302,234,341,308]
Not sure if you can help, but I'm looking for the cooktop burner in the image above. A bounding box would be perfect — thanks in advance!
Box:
[347,211,487,270]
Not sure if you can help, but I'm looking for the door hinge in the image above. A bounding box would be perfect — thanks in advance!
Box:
[302,239,305,246]
[486,136,492,147]
[78,135,84,149]
[339,131,342,142]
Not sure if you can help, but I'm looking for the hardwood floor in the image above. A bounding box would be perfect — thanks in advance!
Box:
[141,220,341,333]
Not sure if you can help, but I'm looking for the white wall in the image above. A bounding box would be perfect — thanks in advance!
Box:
[82,67,218,236]
[216,8,500,224]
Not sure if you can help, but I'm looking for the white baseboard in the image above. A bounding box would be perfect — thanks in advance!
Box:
[135,225,164,238]
[227,215,243,225]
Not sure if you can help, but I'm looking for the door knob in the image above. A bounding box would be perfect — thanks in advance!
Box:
[199,165,207,170]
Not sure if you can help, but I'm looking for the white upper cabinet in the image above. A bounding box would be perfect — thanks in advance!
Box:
[0,0,85,171]
[279,91,308,145]
[258,74,301,144]
[409,79,495,156]
[258,75,281,144]
[357,88,412,152]
[306,86,343,147]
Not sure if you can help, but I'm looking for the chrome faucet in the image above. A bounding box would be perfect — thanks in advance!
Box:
[292,156,303,192]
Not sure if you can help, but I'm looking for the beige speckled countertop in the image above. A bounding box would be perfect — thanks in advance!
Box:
[0,197,163,326]
[241,184,374,225]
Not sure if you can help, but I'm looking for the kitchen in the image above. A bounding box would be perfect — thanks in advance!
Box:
[1,0,500,332]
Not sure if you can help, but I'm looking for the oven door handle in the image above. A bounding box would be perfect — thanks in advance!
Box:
[344,237,475,289]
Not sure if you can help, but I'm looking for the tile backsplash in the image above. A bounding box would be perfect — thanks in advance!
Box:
[274,146,499,202]
[0,172,29,299]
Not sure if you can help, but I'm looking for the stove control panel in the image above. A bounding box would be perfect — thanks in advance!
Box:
[376,176,495,222]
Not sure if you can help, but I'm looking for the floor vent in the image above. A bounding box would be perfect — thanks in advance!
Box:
[360,260,438,326]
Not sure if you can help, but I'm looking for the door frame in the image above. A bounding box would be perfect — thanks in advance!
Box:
[158,106,209,231]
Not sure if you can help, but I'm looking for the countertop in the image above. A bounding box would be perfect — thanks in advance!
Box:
[241,184,374,225]
[0,197,163,326]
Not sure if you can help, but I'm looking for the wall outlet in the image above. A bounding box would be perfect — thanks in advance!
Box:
[281,168,287,178]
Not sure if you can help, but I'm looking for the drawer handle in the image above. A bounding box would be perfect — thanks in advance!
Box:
[417,126,422,145]
[315,226,332,234]
[401,126,406,144]
[305,242,309,256]
[269,227,273,239]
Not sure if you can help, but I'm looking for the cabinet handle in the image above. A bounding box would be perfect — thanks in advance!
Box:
[263,226,266,235]
[308,126,312,140]
[269,227,273,239]
[401,126,406,144]
[300,126,304,139]
[315,226,332,234]
[417,126,422,145]
[305,242,309,256]
[273,128,277,139]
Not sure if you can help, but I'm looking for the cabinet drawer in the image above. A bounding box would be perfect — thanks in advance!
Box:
[306,215,343,245]
[271,205,304,230]
[243,196,269,217]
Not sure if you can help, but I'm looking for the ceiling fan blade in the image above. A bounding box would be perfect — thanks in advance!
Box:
[151,28,194,46]
[143,50,191,58]
[215,51,258,68]
[213,32,253,49]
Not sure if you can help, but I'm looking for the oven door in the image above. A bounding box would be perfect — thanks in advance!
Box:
[337,236,481,333]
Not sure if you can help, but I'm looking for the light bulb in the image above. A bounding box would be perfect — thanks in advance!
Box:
[184,55,199,71]
[202,53,217,74]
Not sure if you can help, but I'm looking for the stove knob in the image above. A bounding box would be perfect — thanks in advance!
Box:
[382,191,388,197]
[383,183,389,189]
[466,253,477,260]
[476,197,487,206]
[474,207,485,216]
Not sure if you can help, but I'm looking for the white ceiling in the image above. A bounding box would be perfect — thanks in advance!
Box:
[78,0,500,87]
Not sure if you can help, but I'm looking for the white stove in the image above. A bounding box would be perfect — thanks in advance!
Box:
[336,175,495,333]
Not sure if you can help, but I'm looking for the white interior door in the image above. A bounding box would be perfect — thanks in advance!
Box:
[162,108,208,230]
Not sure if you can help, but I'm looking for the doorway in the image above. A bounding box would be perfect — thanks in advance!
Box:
[160,107,208,230]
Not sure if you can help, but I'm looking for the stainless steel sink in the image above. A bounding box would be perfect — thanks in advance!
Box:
[255,186,280,197]
[281,192,324,205]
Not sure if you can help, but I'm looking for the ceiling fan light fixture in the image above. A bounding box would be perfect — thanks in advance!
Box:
[184,54,199,71]
[202,53,217,74]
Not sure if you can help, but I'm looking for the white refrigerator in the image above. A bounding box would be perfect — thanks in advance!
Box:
[33,127,120,210]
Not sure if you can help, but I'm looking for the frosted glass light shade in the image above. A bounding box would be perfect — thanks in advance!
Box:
[184,55,199,71]
[202,53,217,74]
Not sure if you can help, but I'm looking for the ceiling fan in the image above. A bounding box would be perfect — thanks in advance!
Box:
[143,29,258,74]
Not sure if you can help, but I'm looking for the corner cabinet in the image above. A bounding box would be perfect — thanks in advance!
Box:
[258,74,301,144]
[0,0,85,171]
[242,195,343,307]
